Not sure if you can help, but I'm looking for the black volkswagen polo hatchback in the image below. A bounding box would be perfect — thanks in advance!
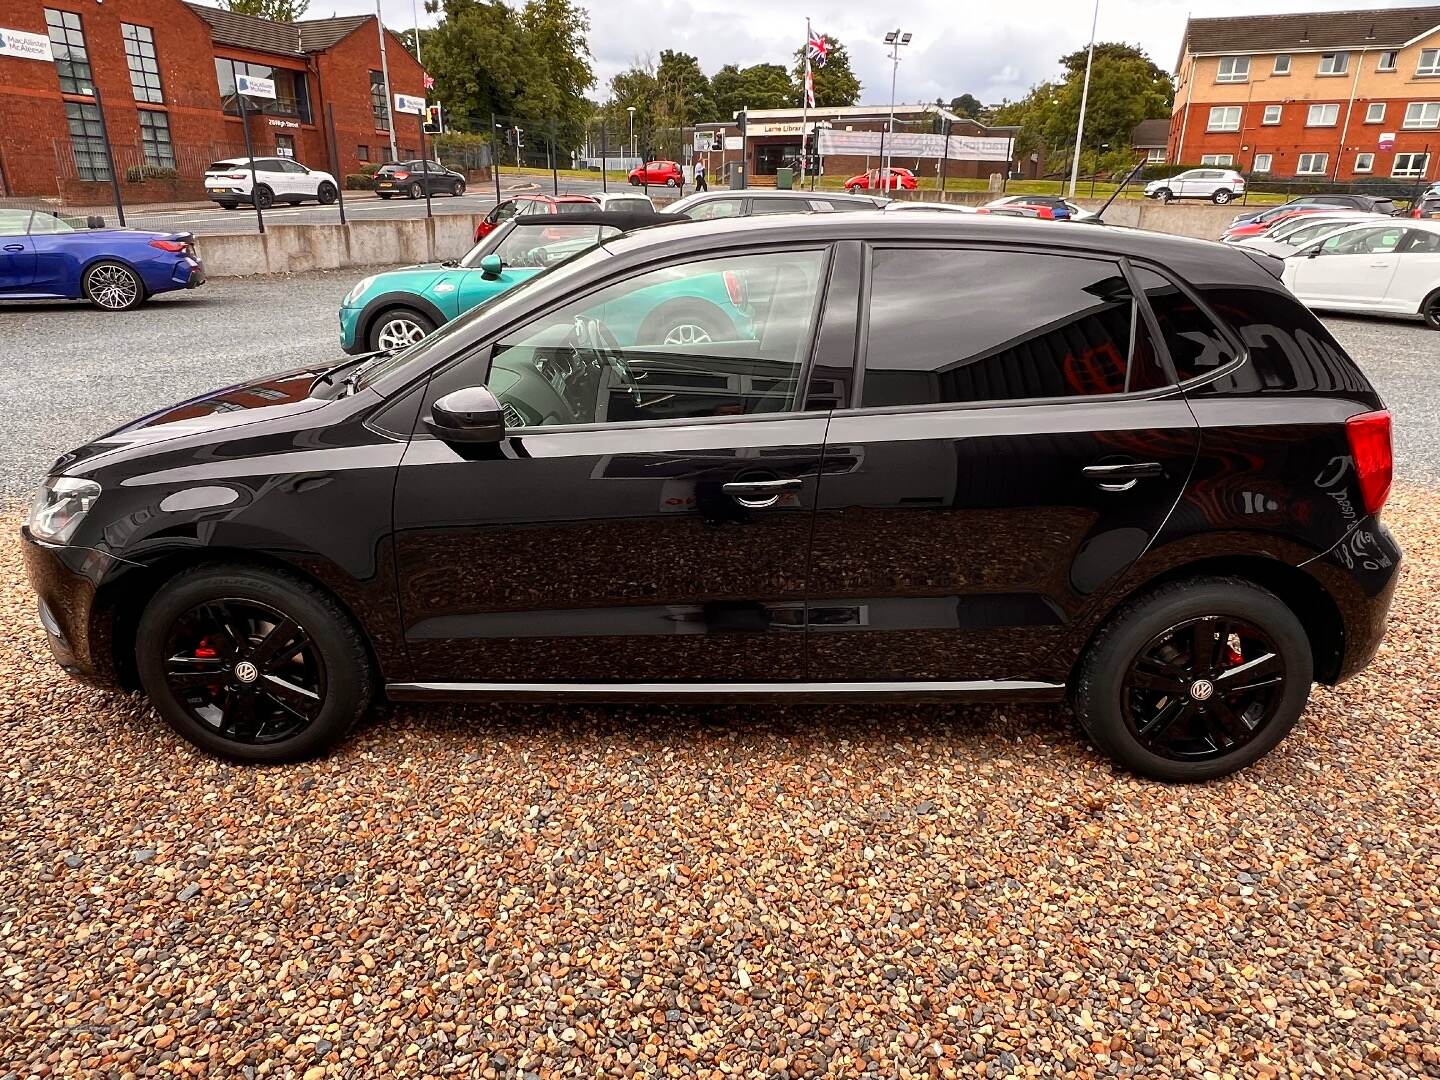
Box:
[24,213,1400,781]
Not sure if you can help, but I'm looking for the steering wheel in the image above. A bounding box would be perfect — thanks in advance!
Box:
[571,316,637,399]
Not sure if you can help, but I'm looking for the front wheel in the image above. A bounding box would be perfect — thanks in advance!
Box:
[83,260,144,311]
[1421,290,1440,330]
[407,181,423,199]
[253,185,274,209]
[666,177,678,187]
[629,176,641,186]
[1151,187,1172,202]
[1212,189,1235,204]
[451,180,465,196]
[1072,577,1312,782]
[368,306,436,351]
[317,181,337,205]
[135,565,375,763]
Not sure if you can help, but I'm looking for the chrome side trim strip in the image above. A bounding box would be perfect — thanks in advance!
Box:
[386,679,1067,702]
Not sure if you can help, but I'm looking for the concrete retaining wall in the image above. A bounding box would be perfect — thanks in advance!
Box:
[194,215,482,278]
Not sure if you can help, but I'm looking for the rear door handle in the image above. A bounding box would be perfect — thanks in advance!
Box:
[1084,461,1163,492]
[722,478,802,508]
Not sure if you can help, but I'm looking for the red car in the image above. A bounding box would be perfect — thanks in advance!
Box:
[474,193,599,241]
[845,167,917,193]
[628,160,683,187]
[1219,206,1332,242]
[976,201,1068,221]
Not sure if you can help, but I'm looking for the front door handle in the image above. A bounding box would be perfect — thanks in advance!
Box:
[1083,461,1163,492]
[722,478,803,509]
[2,244,24,252]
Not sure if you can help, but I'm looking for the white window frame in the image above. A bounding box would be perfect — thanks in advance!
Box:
[1252,153,1273,173]
[1307,103,1340,127]
[1365,102,1385,124]
[1418,49,1440,77]
[1272,54,1291,75]
[1200,154,1235,167]
[1318,52,1349,76]
[1296,153,1329,175]
[1378,50,1398,72]
[1261,104,1282,125]
[1403,102,1440,129]
[1207,105,1242,132]
[1354,152,1374,173]
[1145,147,1166,163]
[1216,56,1250,83]
[1392,152,1431,178]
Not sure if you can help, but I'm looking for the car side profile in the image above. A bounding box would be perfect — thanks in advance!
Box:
[25,213,1399,782]
[0,208,204,310]
[629,160,683,187]
[667,189,886,220]
[1280,218,1440,328]
[204,156,339,209]
[373,159,467,199]
[1145,168,1246,204]
[845,167,917,192]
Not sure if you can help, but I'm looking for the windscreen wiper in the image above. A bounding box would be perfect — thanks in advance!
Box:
[308,352,384,394]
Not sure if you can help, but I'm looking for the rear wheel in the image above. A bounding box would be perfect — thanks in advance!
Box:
[83,260,144,311]
[368,306,435,351]
[629,176,641,186]
[1073,577,1312,782]
[1212,189,1235,204]
[407,181,423,199]
[254,185,274,209]
[217,202,239,210]
[377,193,393,200]
[317,181,337,204]
[666,177,678,187]
[637,300,733,346]
[135,565,374,763]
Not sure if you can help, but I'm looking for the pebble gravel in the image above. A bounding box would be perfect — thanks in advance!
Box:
[1,486,1438,1078]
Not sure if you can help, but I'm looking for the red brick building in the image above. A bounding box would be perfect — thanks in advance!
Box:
[0,0,426,202]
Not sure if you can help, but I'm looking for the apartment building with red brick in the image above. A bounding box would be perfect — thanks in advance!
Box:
[0,0,426,202]
[1170,5,1440,182]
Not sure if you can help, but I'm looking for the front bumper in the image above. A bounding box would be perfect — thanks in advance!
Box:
[21,529,128,689]
[338,305,363,354]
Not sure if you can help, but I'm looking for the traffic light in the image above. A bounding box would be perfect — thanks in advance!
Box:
[423,103,442,134]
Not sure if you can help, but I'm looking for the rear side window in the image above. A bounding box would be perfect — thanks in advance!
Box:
[1132,267,1237,383]
[553,201,597,215]
[860,248,1167,408]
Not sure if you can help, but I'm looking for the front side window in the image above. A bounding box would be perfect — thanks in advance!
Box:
[1404,102,1440,129]
[370,71,390,131]
[1297,152,1329,175]
[685,199,743,220]
[1318,52,1349,75]
[859,248,1169,409]
[138,109,175,169]
[485,249,828,427]
[1307,103,1339,127]
[1216,56,1250,83]
[1207,106,1241,132]
[1273,54,1291,75]
[1262,104,1282,125]
[45,9,92,95]
[64,101,109,181]
[1252,153,1273,173]
[1393,152,1431,178]
[1366,102,1385,123]
[122,23,163,103]
[1320,226,1405,255]
[1355,152,1375,173]
[1418,49,1440,76]
[1378,50,1399,72]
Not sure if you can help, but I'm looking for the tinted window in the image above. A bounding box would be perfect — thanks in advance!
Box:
[1402,228,1440,253]
[861,248,1160,408]
[484,249,827,427]
[1133,267,1236,383]
[553,201,598,215]
[686,199,743,221]
[750,198,805,215]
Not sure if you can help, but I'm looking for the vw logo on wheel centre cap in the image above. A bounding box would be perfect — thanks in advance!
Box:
[234,661,259,684]
[1189,679,1215,702]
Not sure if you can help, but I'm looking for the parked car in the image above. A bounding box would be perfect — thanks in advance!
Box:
[474,193,598,241]
[0,208,203,310]
[1144,168,1246,204]
[204,156,339,209]
[343,211,681,353]
[629,160,683,187]
[1221,206,1336,242]
[984,194,1099,222]
[373,159,467,199]
[667,189,885,221]
[882,200,977,214]
[593,192,655,213]
[1229,194,1399,228]
[1281,218,1440,328]
[845,167,917,192]
[1235,213,1377,254]
[26,212,1399,782]
[1411,194,1440,220]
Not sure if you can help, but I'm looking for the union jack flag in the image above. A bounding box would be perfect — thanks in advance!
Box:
[804,64,815,108]
[807,27,828,67]
[423,72,435,90]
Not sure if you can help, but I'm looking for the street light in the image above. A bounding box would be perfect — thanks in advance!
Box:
[1068,0,1101,198]
[626,105,636,162]
[881,29,913,189]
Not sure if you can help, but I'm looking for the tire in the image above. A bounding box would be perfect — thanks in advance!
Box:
[82,260,144,311]
[629,176,641,187]
[1152,187,1172,202]
[217,202,238,210]
[367,305,436,351]
[451,180,465,197]
[666,177,678,187]
[1421,289,1440,330]
[253,185,274,210]
[637,299,734,346]
[1212,189,1234,204]
[407,181,423,199]
[134,564,375,764]
[1072,576,1313,782]
[317,181,337,205]
[377,193,393,200]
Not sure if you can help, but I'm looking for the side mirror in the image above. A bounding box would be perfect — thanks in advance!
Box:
[479,254,503,278]
[87,216,106,229]
[425,386,506,445]
[1307,245,1324,258]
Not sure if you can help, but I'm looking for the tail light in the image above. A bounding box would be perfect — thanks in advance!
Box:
[149,239,186,252]
[226,173,246,180]
[722,270,747,307]
[1346,410,1393,516]
[392,170,410,179]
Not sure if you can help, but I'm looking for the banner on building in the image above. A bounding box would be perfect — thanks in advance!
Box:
[0,27,54,62]
[235,74,276,99]
[818,129,1012,161]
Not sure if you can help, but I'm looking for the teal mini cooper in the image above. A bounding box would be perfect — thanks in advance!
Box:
[338,214,749,355]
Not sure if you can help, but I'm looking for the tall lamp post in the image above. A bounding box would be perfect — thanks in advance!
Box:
[627,106,636,163]
[881,29,912,189]
[1067,0,1100,198]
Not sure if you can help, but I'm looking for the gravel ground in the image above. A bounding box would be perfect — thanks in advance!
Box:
[1,487,1437,1077]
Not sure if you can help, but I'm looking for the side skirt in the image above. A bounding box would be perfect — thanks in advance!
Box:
[385,680,1068,705]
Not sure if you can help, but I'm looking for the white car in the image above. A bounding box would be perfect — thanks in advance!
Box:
[1237,213,1378,254]
[1144,168,1246,205]
[882,200,977,214]
[592,192,654,213]
[204,157,340,210]
[1281,218,1440,328]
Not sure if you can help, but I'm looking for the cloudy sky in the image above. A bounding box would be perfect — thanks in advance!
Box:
[284,0,1427,104]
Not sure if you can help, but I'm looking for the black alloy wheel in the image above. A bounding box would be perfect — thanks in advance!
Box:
[317,181,338,205]
[1423,291,1440,330]
[161,598,326,746]
[254,185,274,209]
[1122,616,1284,761]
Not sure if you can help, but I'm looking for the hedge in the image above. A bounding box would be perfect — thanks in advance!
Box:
[345,172,376,190]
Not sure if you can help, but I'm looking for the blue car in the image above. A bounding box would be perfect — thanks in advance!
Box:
[0,208,204,311]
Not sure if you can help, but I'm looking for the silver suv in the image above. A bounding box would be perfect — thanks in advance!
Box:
[1145,168,1247,205]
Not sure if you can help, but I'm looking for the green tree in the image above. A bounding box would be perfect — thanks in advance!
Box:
[790,35,861,108]
[710,62,793,120]
[219,0,309,20]
[656,50,714,126]
[604,60,662,156]
[948,93,982,119]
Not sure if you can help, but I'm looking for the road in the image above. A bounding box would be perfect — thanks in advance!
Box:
[0,269,1435,501]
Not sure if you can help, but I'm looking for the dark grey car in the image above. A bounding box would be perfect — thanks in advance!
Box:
[374,160,467,199]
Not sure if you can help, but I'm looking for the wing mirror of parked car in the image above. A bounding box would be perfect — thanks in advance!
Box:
[479,254,503,278]
[426,386,506,446]
[87,216,106,229]
[1306,244,1324,258]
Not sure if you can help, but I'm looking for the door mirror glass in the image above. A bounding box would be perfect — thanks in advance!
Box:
[425,386,506,444]
[479,253,502,278]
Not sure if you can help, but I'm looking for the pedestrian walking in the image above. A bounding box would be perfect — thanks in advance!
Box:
[695,159,708,192]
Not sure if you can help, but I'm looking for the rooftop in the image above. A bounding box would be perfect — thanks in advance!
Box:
[185,3,375,56]
[1178,4,1440,67]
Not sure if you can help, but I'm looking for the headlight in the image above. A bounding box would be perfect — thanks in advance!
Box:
[28,477,101,544]
[343,276,376,307]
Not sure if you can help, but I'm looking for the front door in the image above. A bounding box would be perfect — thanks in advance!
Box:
[392,245,836,683]
[0,211,35,293]
[806,245,1199,684]
[1290,224,1406,306]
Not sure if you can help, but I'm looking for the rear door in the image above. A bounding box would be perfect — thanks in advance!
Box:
[807,244,1199,684]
